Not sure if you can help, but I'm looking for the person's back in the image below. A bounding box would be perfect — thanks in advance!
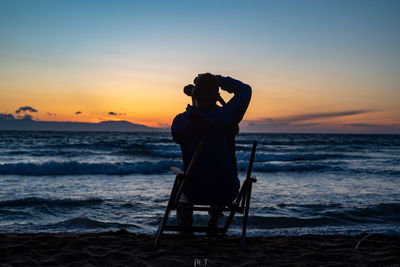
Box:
[172,73,252,214]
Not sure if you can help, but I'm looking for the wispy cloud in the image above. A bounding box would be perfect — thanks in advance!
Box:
[247,110,371,127]
[240,109,392,133]
[15,106,38,114]
[108,111,126,116]
[345,123,380,128]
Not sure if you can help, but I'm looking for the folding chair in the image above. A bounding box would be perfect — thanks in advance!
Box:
[154,140,257,249]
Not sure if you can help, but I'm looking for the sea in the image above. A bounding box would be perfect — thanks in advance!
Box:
[0,131,399,236]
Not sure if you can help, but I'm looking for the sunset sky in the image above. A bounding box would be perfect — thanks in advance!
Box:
[1,0,399,133]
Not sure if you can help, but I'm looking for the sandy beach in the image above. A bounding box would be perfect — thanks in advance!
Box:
[1,230,399,266]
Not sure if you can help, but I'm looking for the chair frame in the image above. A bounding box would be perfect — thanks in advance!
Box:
[154,141,257,249]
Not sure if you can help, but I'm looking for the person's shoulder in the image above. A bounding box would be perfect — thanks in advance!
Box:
[173,111,188,124]
[172,109,190,132]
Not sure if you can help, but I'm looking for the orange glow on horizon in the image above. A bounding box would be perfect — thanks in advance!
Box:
[1,63,399,132]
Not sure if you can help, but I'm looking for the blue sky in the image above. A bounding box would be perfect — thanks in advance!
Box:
[0,0,399,132]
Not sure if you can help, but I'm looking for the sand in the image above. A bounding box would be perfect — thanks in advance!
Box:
[1,230,399,266]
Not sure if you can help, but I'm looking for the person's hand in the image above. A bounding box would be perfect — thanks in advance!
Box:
[215,75,234,93]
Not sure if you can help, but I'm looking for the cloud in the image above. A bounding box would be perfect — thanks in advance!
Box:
[344,123,381,128]
[247,110,371,127]
[20,114,33,120]
[291,122,322,127]
[0,113,15,120]
[241,109,379,133]
[1,113,33,121]
[75,111,82,115]
[15,106,38,113]
[108,112,126,116]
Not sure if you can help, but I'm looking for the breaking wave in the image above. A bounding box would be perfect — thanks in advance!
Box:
[0,197,103,208]
[0,160,345,175]
[0,160,181,175]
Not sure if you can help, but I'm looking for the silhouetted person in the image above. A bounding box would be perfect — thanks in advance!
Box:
[171,73,252,230]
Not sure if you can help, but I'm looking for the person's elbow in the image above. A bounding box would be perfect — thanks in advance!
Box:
[242,83,252,101]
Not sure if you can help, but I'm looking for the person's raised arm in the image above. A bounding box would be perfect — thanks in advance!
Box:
[215,75,252,124]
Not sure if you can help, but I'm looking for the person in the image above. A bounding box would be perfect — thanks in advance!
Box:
[171,73,252,230]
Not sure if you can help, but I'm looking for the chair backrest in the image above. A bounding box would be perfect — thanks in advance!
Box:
[242,140,257,207]
[171,141,204,209]
[245,140,257,182]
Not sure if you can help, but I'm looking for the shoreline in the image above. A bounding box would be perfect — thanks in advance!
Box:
[1,230,399,266]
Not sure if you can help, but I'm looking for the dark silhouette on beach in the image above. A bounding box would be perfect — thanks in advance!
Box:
[171,73,252,229]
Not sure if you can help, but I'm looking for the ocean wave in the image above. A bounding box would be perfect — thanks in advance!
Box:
[0,209,30,217]
[236,151,343,162]
[324,203,400,223]
[0,197,103,208]
[248,203,400,229]
[151,150,181,157]
[246,215,337,229]
[42,215,142,230]
[238,161,337,172]
[0,160,337,175]
[0,160,181,175]
[116,147,181,158]
[12,140,180,154]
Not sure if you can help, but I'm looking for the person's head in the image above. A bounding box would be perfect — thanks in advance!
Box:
[192,73,219,106]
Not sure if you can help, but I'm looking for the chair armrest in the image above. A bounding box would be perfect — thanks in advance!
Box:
[170,167,183,175]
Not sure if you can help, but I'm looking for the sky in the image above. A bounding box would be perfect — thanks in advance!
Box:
[0,0,399,133]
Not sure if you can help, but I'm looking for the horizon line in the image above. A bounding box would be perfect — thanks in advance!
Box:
[1,116,399,134]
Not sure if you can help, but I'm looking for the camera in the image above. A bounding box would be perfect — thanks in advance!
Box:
[183,84,195,97]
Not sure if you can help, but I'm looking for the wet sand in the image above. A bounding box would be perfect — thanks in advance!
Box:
[1,230,399,266]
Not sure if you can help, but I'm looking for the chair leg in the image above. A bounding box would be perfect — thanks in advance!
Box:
[222,184,247,236]
[154,194,176,249]
[222,206,236,236]
[241,181,253,249]
[154,175,181,249]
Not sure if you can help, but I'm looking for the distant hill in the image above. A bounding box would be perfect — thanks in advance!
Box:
[0,115,162,132]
